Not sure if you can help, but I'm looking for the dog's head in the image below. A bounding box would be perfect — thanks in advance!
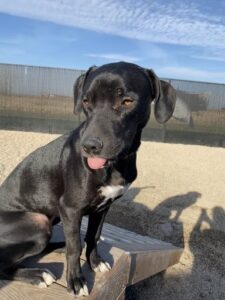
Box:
[74,62,176,170]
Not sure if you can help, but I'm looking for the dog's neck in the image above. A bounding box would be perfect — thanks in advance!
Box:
[119,128,142,160]
[108,129,143,184]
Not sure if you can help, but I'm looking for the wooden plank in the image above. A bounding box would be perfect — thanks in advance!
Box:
[0,219,183,299]
[0,248,129,300]
[81,218,178,251]
[128,249,182,285]
[0,280,72,300]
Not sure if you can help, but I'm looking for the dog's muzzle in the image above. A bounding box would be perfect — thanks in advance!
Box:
[82,137,107,170]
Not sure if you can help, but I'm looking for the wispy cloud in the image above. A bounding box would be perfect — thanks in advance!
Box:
[0,27,77,57]
[192,55,225,63]
[0,0,225,51]
[158,66,225,83]
[191,48,225,63]
[0,33,77,46]
[85,53,141,63]
[0,28,78,66]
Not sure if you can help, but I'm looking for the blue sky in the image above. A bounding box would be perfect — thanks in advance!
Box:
[0,0,225,83]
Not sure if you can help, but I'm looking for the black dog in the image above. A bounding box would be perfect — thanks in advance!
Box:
[0,62,176,296]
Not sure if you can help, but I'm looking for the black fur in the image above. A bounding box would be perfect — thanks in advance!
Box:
[0,62,176,295]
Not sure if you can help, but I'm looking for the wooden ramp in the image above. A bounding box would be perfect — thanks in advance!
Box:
[0,218,183,299]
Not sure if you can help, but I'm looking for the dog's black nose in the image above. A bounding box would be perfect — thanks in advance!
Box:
[82,138,103,154]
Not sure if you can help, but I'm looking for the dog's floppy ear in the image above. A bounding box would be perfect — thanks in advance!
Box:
[145,69,176,123]
[73,66,97,114]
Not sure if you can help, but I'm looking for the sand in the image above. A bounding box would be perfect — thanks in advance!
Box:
[0,130,225,299]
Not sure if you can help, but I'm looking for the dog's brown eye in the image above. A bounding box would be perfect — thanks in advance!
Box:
[122,98,134,107]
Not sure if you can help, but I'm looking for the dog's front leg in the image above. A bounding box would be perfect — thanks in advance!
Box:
[85,208,111,273]
[59,202,88,297]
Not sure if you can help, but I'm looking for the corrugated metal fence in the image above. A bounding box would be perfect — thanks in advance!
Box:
[0,63,82,97]
[0,63,224,146]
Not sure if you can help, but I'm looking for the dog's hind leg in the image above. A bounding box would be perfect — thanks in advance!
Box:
[1,267,56,288]
[0,211,56,287]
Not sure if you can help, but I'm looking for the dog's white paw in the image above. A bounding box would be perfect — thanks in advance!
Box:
[42,271,56,286]
[93,261,111,273]
[38,281,48,288]
[77,284,89,297]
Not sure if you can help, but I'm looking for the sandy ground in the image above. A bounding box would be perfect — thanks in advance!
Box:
[0,130,225,299]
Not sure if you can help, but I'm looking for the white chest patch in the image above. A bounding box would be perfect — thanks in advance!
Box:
[98,184,129,208]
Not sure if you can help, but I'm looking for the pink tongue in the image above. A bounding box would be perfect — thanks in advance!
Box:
[87,157,107,170]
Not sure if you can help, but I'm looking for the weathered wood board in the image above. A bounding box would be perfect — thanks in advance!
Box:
[0,218,183,299]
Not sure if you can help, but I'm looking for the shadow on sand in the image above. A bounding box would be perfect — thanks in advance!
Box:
[106,188,225,300]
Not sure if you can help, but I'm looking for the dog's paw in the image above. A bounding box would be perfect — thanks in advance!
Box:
[93,261,111,273]
[67,275,89,297]
[27,269,56,288]
[42,270,56,286]
[35,269,56,288]
[77,283,89,297]
[87,252,111,273]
